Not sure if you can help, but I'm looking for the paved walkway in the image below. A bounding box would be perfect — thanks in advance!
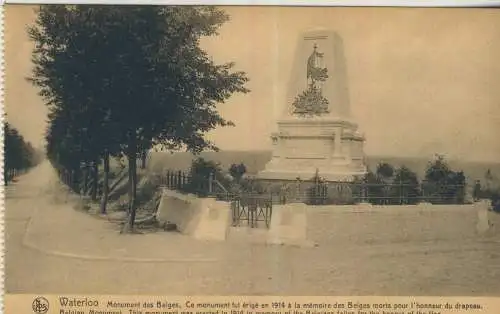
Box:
[5,161,500,295]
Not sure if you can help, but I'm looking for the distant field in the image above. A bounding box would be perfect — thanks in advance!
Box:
[148,150,500,184]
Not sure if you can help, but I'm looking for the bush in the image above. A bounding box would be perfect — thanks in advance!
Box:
[179,158,216,196]
[229,163,247,182]
[424,155,466,204]
[392,166,421,205]
[376,162,395,180]
[353,165,422,205]
[179,157,233,197]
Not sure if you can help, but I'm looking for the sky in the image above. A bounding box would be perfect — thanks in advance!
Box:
[5,5,500,162]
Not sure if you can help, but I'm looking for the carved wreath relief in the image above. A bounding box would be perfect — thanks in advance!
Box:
[292,43,330,117]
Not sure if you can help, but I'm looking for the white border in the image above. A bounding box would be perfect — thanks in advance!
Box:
[3,0,500,6]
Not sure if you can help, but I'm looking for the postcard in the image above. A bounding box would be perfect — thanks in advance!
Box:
[3,3,500,314]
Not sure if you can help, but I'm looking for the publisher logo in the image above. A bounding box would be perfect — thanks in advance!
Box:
[32,297,49,314]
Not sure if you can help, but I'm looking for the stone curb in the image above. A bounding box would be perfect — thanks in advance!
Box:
[21,207,218,264]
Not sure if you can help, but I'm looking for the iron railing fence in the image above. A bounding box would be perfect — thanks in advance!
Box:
[4,168,29,184]
[52,166,469,207]
[293,180,466,205]
[158,170,468,206]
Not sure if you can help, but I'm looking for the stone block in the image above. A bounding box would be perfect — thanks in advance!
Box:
[267,203,312,247]
[192,200,232,242]
[155,188,231,241]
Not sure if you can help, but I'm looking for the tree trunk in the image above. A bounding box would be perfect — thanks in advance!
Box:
[140,151,147,169]
[123,139,138,233]
[100,150,110,214]
[91,160,99,201]
[82,164,89,195]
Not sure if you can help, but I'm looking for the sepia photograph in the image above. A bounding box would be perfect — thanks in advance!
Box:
[4,4,500,296]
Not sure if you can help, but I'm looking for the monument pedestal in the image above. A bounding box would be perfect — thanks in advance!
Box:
[258,116,366,182]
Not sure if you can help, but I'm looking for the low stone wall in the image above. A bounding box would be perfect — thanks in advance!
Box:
[306,202,491,245]
[155,188,231,241]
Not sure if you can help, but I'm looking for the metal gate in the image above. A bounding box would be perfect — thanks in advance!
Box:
[231,194,272,228]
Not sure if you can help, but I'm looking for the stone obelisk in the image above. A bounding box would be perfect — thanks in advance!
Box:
[258,29,367,182]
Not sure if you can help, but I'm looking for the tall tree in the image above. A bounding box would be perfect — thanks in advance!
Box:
[29,5,249,232]
[4,122,37,184]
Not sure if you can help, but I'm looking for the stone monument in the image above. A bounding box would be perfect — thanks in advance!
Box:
[258,29,367,182]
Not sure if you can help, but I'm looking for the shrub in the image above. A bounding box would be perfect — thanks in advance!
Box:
[229,163,247,182]
[424,155,466,204]
[180,158,217,196]
[179,157,234,197]
[392,166,421,205]
[376,162,395,180]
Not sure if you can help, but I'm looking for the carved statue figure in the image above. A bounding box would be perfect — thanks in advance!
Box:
[293,43,330,117]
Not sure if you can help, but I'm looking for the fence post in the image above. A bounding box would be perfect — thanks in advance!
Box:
[399,179,402,205]
[208,172,214,195]
[177,170,182,189]
[362,178,367,203]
